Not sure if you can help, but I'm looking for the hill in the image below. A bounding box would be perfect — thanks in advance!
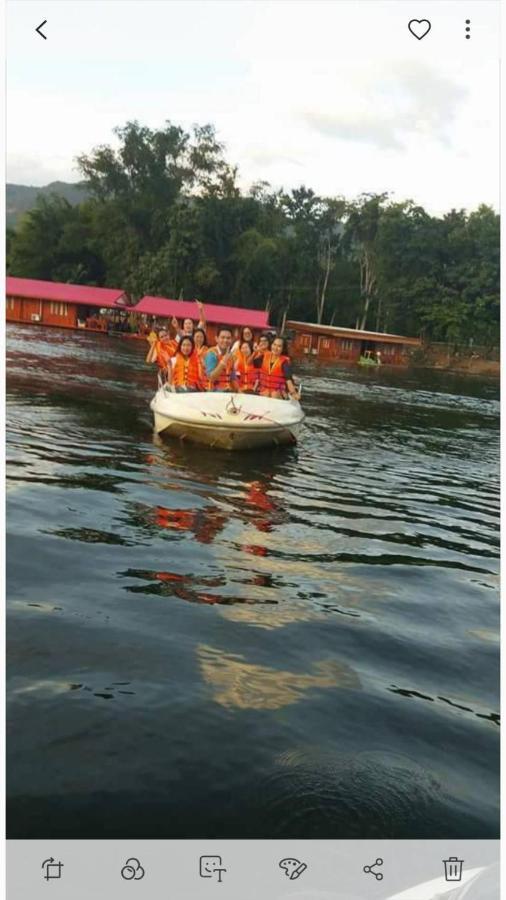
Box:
[6,181,90,228]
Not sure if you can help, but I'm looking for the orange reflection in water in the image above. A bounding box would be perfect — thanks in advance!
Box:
[241,544,268,557]
[243,479,289,535]
[154,507,195,531]
[151,505,227,545]
[246,480,276,513]
[154,571,186,583]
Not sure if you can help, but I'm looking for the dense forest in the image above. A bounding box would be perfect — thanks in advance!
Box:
[6,121,500,344]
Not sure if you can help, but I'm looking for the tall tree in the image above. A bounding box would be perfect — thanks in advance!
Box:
[344,193,388,330]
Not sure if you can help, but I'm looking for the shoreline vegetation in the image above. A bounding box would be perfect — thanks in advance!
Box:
[6,120,499,362]
[412,344,500,378]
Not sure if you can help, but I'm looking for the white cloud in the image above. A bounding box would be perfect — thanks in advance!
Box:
[299,61,468,150]
[6,1,499,214]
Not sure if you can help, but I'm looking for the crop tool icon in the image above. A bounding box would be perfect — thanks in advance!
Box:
[41,858,64,880]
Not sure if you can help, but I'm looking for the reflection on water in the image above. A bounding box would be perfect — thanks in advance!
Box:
[198,645,361,710]
[6,324,499,839]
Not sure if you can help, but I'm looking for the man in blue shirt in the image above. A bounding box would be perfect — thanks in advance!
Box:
[204,327,236,391]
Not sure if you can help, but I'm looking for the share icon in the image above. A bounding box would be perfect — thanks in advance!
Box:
[364,858,384,881]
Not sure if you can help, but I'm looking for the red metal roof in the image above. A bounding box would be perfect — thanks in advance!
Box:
[6,276,128,309]
[135,296,270,329]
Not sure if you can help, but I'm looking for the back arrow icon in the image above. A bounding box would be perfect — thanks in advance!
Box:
[36,20,47,39]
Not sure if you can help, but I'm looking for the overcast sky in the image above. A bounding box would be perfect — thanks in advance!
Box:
[7,0,500,215]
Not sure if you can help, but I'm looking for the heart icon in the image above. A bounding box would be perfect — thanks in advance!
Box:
[408,19,431,40]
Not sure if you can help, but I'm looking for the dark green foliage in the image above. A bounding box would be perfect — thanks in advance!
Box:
[7,121,499,344]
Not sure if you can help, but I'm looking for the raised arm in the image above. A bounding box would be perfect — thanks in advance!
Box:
[195,299,206,331]
[170,315,183,339]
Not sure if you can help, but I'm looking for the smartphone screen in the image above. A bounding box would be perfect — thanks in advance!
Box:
[5,1,500,897]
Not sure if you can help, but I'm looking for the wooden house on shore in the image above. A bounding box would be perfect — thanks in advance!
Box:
[6,277,131,330]
[286,320,421,365]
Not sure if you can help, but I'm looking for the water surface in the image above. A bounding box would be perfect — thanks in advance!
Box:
[6,324,500,838]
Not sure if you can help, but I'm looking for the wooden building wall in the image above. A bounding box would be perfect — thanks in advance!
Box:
[291,330,360,362]
[6,295,78,328]
[289,326,411,365]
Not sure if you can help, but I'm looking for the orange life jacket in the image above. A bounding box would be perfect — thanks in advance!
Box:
[171,351,200,389]
[206,346,235,391]
[235,351,258,392]
[195,346,209,391]
[259,351,290,394]
[155,338,177,369]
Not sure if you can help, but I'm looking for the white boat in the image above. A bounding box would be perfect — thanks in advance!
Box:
[150,387,305,450]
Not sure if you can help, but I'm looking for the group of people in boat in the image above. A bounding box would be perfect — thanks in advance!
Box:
[146,299,300,400]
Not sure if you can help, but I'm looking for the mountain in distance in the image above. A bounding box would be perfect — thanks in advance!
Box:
[6,181,90,228]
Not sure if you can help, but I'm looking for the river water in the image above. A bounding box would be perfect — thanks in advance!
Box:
[6,324,500,839]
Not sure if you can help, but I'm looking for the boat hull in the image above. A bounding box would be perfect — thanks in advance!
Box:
[150,389,304,450]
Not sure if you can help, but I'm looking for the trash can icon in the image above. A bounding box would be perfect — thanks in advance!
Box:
[443,857,464,882]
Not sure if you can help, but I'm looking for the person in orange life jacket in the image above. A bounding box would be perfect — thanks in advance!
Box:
[171,299,206,343]
[253,336,299,399]
[248,333,271,380]
[253,333,271,356]
[204,327,238,391]
[231,326,254,354]
[193,327,208,390]
[193,327,208,355]
[249,333,271,377]
[167,336,201,392]
[145,328,177,376]
[234,340,258,393]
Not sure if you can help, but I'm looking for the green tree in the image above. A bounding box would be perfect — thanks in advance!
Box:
[7,118,499,349]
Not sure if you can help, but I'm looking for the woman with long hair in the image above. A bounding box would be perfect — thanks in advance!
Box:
[234,340,258,393]
[254,335,299,399]
[231,326,255,354]
[171,299,207,343]
[145,328,178,380]
[167,335,201,392]
[193,327,209,391]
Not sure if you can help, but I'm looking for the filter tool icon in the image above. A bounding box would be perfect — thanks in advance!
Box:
[443,857,464,882]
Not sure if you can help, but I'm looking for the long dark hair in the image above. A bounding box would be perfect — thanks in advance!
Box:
[178,335,195,356]
[240,326,254,342]
[272,335,290,356]
[240,340,253,355]
[193,327,208,347]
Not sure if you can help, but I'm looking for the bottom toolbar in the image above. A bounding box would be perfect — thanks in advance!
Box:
[8,839,499,899]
